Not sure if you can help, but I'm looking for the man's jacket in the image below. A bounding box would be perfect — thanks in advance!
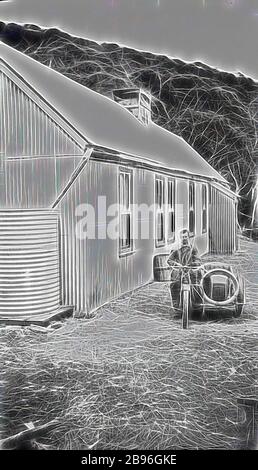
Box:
[167,245,200,268]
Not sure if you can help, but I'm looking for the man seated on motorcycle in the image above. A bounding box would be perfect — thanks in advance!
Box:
[167,228,201,311]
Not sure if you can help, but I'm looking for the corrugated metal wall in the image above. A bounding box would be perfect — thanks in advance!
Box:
[58,161,143,313]
[1,156,82,208]
[0,70,84,209]
[58,160,211,314]
[0,71,82,158]
[209,186,236,254]
[0,210,60,317]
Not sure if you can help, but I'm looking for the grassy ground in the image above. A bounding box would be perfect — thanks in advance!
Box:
[0,237,257,449]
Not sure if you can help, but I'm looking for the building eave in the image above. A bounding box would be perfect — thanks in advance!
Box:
[90,145,237,198]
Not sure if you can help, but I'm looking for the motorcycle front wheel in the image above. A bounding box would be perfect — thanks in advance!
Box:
[182,290,190,329]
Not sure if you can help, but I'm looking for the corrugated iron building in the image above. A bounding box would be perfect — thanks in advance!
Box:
[0,42,237,318]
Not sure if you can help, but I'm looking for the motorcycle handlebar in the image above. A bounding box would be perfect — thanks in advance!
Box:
[170,263,201,270]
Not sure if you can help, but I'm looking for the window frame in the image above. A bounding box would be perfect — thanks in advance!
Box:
[119,168,134,257]
[189,181,196,236]
[167,178,176,243]
[202,183,208,234]
[155,175,166,248]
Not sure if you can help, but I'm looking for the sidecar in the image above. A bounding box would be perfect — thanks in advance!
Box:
[192,262,245,318]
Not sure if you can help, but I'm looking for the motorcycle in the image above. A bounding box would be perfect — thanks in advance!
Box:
[171,262,245,329]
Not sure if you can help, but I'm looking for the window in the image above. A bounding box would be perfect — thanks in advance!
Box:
[189,181,195,235]
[168,179,176,242]
[202,184,208,233]
[155,176,165,246]
[119,169,133,255]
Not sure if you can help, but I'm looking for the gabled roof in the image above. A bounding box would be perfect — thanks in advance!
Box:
[0,41,227,184]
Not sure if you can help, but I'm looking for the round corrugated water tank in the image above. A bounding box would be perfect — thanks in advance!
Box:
[0,210,60,318]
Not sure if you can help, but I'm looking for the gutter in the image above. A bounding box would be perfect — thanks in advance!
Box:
[91,145,236,197]
[50,141,237,209]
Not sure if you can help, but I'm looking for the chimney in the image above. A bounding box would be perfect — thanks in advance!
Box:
[112,88,151,126]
